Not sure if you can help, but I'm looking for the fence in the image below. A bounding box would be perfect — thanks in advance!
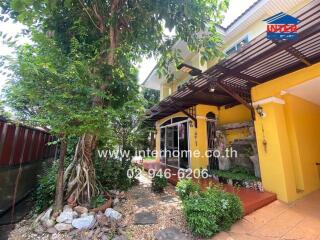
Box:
[0,118,57,214]
[0,119,57,166]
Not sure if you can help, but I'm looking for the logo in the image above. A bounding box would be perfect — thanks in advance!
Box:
[263,12,300,40]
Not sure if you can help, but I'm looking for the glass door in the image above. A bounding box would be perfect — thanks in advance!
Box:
[160,119,190,169]
[165,125,179,167]
[179,122,189,168]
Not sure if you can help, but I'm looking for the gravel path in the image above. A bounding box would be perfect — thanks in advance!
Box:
[122,173,196,240]
[7,172,197,240]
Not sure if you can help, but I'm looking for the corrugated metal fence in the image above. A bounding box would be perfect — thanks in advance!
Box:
[0,119,57,166]
[0,119,58,213]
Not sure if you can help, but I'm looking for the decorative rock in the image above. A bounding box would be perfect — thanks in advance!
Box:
[54,223,73,232]
[134,211,157,225]
[63,205,73,212]
[72,211,79,218]
[74,206,88,215]
[47,227,57,234]
[154,227,191,240]
[71,215,96,230]
[105,208,122,221]
[42,218,55,228]
[80,213,88,218]
[40,207,52,223]
[56,211,74,223]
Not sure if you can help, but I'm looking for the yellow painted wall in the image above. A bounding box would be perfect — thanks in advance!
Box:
[254,102,297,202]
[219,105,252,144]
[252,63,320,202]
[155,104,252,170]
[284,94,320,194]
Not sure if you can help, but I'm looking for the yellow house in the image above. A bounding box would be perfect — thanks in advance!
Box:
[143,0,320,203]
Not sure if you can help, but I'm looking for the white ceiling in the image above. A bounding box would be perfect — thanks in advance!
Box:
[286,77,320,106]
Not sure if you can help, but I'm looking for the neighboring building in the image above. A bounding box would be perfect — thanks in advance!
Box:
[143,0,320,203]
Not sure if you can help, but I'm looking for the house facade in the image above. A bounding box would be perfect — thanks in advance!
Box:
[143,0,320,203]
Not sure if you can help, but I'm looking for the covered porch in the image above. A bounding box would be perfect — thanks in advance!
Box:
[146,1,320,203]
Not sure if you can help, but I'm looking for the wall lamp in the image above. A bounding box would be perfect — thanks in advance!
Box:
[209,83,215,93]
[255,105,266,118]
[177,63,202,76]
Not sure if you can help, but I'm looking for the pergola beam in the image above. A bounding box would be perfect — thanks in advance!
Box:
[215,65,260,85]
[215,82,251,110]
[285,46,312,66]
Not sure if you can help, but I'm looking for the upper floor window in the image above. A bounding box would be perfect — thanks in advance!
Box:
[226,35,249,55]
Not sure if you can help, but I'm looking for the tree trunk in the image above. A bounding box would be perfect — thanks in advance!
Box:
[54,137,67,213]
[66,133,99,204]
[64,0,120,205]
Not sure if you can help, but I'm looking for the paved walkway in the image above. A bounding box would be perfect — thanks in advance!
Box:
[212,190,320,240]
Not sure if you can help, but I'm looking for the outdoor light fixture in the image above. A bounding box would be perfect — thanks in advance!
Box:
[209,84,215,93]
[177,63,202,76]
[256,105,266,117]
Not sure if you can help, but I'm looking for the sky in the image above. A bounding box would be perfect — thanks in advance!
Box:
[0,0,256,92]
[137,0,256,83]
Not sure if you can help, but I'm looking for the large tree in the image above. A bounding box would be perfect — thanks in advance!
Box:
[1,0,228,205]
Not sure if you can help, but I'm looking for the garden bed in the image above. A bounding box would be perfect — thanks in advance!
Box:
[211,167,263,192]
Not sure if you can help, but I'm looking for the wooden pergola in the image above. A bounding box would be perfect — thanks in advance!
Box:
[147,0,320,127]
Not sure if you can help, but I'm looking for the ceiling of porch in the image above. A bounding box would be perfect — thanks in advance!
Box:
[285,77,320,106]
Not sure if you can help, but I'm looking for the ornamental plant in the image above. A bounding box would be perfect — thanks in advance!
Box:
[179,184,243,237]
[175,179,200,200]
[151,175,168,193]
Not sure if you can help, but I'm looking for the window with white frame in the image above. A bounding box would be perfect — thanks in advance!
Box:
[226,35,249,55]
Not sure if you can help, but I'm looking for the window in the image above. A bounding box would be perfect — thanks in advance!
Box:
[226,35,249,55]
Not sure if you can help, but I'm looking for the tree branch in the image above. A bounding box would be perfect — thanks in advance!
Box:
[78,0,100,31]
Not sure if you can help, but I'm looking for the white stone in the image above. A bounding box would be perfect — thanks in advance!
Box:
[72,215,96,230]
[72,211,79,218]
[63,205,73,212]
[54,223,73,232]
[40,207,52,223]
[56,211,74,223]
[104,208,122,221]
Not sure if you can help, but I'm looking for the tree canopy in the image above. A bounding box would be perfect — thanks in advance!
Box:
[1,0,229,204]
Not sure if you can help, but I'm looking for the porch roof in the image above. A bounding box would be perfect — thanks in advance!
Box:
[147,0,320,122]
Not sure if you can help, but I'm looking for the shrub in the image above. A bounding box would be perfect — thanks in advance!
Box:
[90,195,106,208]
[175,179,200,200]
[33,138,77,213]
[33,160,58,213]
[95,156,138,191]
[182,187,243,237]
[213,166,258,182]
[151,175,167,192]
